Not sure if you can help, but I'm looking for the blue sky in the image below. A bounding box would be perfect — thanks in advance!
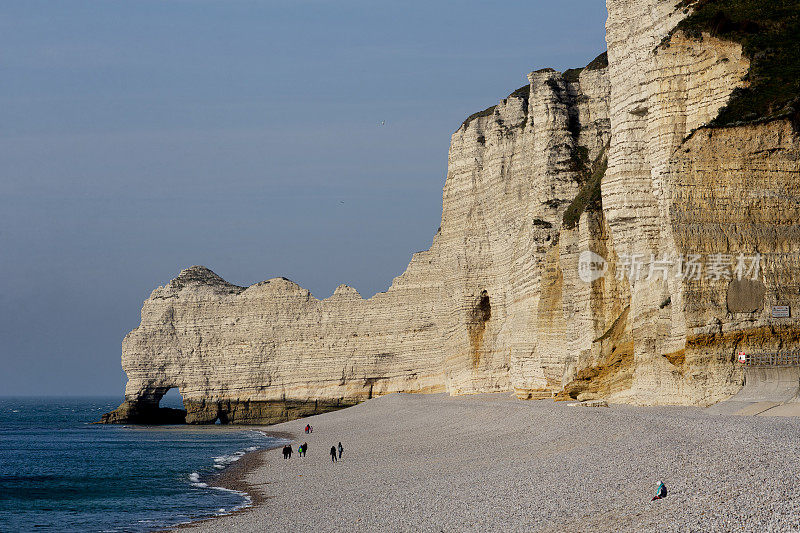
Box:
[0,0,608,396]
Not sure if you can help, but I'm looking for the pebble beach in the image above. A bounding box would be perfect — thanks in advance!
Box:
[183,393,800,532]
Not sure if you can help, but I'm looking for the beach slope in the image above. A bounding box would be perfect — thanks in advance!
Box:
[184,393,800,532]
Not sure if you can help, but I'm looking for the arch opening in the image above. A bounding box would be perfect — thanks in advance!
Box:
[139,386,187,424]
[159,387,186,410]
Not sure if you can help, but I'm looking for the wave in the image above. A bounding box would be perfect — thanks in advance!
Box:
[208,486,253,514]
[179,433,287,527]
[211,450,247,469]
[188,472,207,488]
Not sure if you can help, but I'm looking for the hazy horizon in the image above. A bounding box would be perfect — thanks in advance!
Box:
[1,0,608,396]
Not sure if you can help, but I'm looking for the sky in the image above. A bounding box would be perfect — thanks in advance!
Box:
[0,0,608,397]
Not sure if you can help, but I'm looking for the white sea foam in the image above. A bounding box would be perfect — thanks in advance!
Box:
[188,472,208,487]
[236,493,253,510]
[182,442,264,524]
[210,486,244,495]
[212,451,246,467]
[208,486,252,512]
[253,429,292,443]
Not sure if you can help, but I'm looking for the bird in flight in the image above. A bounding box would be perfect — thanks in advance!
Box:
[378,120,386,126]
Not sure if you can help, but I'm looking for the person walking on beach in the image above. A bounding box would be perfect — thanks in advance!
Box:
[282,445,289,460]
[301,442,308,457]
[287,445,293,459]
[305,424,310,434]
[337,442,343,459]
[330,445,337,463]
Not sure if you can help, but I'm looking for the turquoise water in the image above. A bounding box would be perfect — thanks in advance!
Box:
[0,397,285,532]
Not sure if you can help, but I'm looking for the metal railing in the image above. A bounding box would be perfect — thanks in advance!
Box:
[739,350,800,367]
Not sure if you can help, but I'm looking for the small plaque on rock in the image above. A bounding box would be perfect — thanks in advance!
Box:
[772,305,790,318]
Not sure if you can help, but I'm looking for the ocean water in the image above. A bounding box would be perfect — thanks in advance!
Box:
[0,397,286,532]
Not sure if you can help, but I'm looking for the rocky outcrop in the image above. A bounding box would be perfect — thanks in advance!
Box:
[103,0,800,424]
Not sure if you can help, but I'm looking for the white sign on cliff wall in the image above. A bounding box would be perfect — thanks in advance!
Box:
[772,305,790,318]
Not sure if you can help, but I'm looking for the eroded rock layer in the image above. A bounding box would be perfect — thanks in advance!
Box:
[104,0,800,424]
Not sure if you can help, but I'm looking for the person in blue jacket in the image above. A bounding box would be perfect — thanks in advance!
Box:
[651,480,667,500]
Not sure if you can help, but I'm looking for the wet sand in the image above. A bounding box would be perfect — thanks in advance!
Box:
[176,393,800,532]
[210,447,270,507]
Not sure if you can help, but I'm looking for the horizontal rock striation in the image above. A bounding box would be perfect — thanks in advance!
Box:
[104,0,800,424]
[601,0,800,405]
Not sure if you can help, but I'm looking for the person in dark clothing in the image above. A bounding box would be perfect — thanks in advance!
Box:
[287,445,293,459]
[651,481,667,501]
[337,442,343,459]
[330,446,337,462]
[301,442,308,457]
[282,445,289,460]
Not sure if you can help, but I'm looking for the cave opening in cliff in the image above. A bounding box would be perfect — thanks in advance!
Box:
[468,291,492,368]
[474,290,491,323]
[149,387,187,424]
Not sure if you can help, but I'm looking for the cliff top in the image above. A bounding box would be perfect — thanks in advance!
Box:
[169,266,245,294]
[664,0,800,127]
[563,52,608,83]
[459,51,608,130]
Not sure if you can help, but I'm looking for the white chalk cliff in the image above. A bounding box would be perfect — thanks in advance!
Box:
[103,0,800,424]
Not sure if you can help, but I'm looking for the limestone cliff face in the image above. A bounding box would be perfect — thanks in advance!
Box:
[103,0,800,424]
[108,267,448,424]
[104,63,617,424]
[600,0,799,405]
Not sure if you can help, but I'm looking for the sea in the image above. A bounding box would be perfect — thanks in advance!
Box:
[0,397,287,532]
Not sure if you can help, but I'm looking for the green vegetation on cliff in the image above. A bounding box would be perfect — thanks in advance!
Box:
[461,105,497,129]
[564,52,608,83]
[667,0,800,125]
[585,51,608,71]
[562,145,608,230]
[460,51,608,130]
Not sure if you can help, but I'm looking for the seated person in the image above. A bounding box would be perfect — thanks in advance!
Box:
[651,481,667,501]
